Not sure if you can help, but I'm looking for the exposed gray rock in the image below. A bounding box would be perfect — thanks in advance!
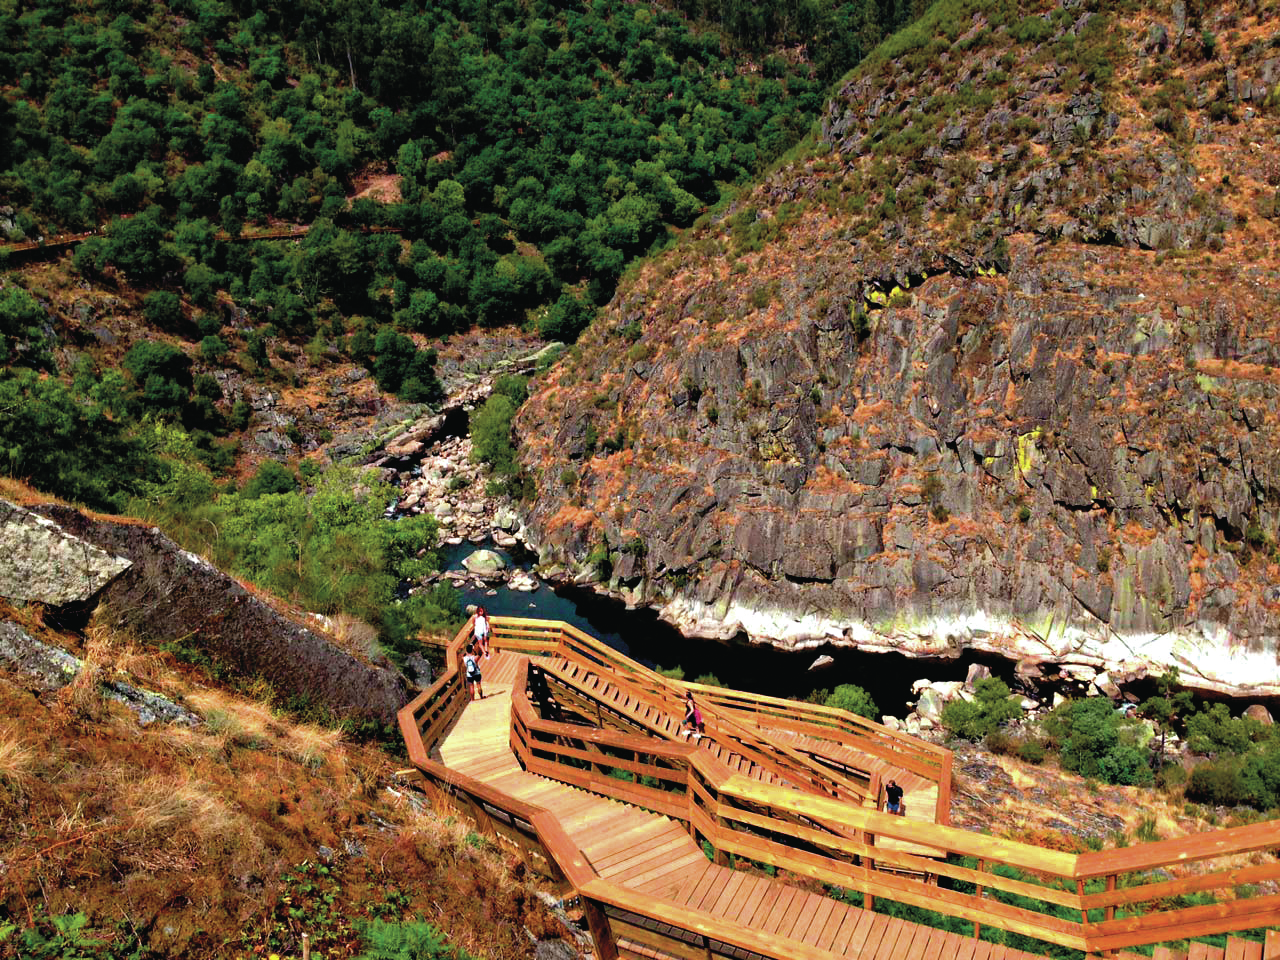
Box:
[0,620,200,725]
[34,505,413,723]
[0,499,131,606]
[0,620,80,690]
[463,549,507,577]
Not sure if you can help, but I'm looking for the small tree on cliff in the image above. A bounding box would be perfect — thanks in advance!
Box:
[1140,669,1194,771]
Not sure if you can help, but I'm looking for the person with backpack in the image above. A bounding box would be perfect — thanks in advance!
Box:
[463,642,484,701]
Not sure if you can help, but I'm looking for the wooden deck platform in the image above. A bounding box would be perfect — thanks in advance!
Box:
[434,652,1054,960]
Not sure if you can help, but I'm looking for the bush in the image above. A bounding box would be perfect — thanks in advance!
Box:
[243,459,297,498]
[142,290,184,330]
[1017,738,1047,764]
[1047,697,1155,786]
[1187,758,1249,806]
[940,677,1022,740]
[200,334,229,362]
[825,683,878,720]
[470,394,518,476]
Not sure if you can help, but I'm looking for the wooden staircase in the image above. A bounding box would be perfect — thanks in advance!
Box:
[541,656,789,788]
[399,617,1280,960]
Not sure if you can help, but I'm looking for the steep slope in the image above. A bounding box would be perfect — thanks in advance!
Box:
[516,0,1280,697]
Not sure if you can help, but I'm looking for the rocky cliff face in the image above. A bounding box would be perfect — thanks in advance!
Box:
[515,0,1280,697]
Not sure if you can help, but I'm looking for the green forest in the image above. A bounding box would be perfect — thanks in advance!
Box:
[2,0,928,346]
[0,0,931,661]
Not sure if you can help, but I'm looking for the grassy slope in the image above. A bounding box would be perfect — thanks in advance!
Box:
[0,586,559,959]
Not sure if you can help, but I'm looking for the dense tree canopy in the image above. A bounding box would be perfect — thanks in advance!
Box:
[0,0,926,348]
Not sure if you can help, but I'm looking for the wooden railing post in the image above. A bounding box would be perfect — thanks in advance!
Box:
[580,898,619,960]
[938,749,954,824]
[1104,874,1115,922]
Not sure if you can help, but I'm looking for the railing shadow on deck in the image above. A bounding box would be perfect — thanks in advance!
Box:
[398,615,1280,960]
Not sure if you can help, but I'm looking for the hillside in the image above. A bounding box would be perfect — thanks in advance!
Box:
[515,0,1280,699]
[0,599,564,959]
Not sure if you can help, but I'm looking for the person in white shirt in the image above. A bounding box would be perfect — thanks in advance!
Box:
[473,606,491,660]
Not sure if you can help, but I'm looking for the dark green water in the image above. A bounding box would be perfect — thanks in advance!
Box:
[440,541,983,714]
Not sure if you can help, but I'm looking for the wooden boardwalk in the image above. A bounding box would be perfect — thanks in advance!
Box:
[402,617,1280,960]
[435,652,1055,960]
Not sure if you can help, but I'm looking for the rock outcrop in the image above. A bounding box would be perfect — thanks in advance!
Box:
[515,1,1280,698]
[0,498,131,605]
[35,505,413,722]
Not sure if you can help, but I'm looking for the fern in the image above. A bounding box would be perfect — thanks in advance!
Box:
[354,919,468,960]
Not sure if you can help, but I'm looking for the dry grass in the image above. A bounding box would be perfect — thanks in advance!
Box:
[326,613,383,664]
[0,726,35,792]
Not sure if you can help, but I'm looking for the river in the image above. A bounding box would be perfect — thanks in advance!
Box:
[440,540,992,717]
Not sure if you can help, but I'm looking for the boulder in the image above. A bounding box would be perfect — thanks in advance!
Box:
[0,499,131,606]
[808,654,835,672]
[964,663,992,690]
[462,549,508,577]
[34,505,412,723]
[1094,671,1122,699]
[493,506,520,532]
[915,687,946,721]
[509,569,540,592]
[1245,704,1274,725]
[0,621,200,726]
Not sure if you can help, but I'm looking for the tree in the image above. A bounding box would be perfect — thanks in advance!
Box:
[142,290,184,330]
[469,394,518,476]
[0,285,55,371]
[825,684,878,720]
[1140,669,1194,770]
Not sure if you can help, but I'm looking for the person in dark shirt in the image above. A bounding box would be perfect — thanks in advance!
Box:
[885,779,905,816]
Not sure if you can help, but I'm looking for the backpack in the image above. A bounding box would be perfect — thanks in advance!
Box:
[464,654,480,680]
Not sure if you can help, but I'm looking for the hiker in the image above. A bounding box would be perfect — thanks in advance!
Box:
[473,605,491,660]
[885,779,905,816]
[679,691,704,741]
[463,642,484,701]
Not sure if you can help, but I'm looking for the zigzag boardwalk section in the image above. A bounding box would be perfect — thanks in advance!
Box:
[435,651,1048,960]
[400,617,1280,960]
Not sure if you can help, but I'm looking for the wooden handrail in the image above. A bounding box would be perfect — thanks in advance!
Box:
[402,616,1280,958]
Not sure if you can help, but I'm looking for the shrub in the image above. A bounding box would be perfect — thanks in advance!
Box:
[1187,758,1248,806]
[243,460,297,498]
[143,290,184,329]
[470,394,518,476]
[200,334,229,362]
[1017,738,1047,764]
[825,683,878,720]
[940,677,1022,740]
[1047,697,1155,786]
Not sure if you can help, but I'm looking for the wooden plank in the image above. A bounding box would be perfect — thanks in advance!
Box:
[851,913,891,960]
[870,916,908,960]
[728,876,771,926]
[1268,930,1280,960]
[1227,939,1257,960]
[826,903,867,955]
[760,885,802,935]
[706,870,749,917]
[624,850,709,891]
[693,867,733,913]
[950,931,979,960]
[797,891,838,946]
[781,892,822,941]
[669,860,715,907]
